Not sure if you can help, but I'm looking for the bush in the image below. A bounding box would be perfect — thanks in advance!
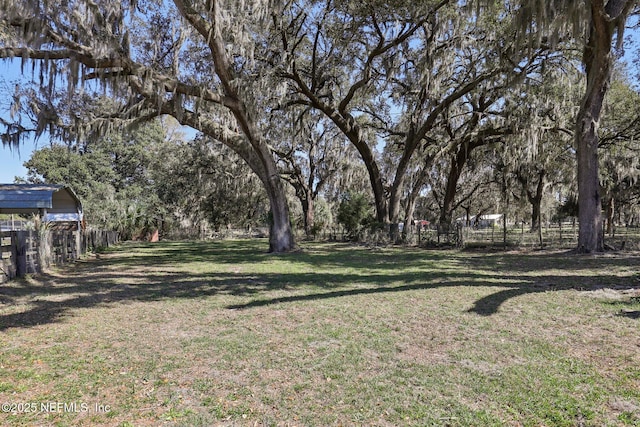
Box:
[336,192,373,240]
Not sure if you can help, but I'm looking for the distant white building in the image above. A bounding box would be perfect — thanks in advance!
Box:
[456,214,503,228]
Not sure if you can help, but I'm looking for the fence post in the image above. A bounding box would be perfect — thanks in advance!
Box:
[15,231,27,277]
[64,232,69,263]
[77,231,82,257]
[559,221,563,246]
[37,229,47,271]
[8,231,18,280]
[28,230,39,274]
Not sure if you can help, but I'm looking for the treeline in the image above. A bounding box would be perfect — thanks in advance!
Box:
[21,120,270,240]
[21,77,640,242]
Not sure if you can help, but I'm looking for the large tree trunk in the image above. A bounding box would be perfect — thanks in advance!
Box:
[575,2,620,253]
[170,111,297,253]
[251,140,295,252]
[264,173,296,253]
[189,0,296,253]
[388,181,404,242]
[365,162,389,226]
[388,139,414,241]
[531,199,542,232]
[404,198,416,237]
[525,169,546,231]
[576,91,604,252]
[229,139,297,252]
[302,196,315,238]
[576,119,603,253]
[439,147,466,229]
[341,125,388,225]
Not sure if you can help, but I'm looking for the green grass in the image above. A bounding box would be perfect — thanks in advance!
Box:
[0,240,639,426]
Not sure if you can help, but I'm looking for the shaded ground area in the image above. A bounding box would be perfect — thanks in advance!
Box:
[0,240,639,426]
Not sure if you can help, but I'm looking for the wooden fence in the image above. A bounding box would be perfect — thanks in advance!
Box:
[0,229,119,283]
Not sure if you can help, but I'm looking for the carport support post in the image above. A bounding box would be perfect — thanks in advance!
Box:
[75,206,82,258]
[9,231,18,279]
[75,229,81,259]
[37,208,48,271]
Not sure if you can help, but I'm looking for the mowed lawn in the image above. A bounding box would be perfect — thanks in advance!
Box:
[1,240,639,426]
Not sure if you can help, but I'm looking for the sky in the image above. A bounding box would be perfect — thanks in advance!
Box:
[0,140,38,183]
[0,59,38,183]
[1,19,639,184]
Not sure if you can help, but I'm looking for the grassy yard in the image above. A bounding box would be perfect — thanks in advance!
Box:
[0,240,639,426]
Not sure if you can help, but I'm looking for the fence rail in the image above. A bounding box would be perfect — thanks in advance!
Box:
[457,223,640,250]
[0,229,119,283]
[318,223,640,250]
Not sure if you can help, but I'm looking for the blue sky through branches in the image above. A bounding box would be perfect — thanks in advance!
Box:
[1,18,639,184]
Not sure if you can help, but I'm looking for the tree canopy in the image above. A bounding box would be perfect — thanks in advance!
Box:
[1,0,639,251]
[1,0,296,251]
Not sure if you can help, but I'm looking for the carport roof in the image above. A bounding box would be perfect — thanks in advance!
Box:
[0,184,82,213]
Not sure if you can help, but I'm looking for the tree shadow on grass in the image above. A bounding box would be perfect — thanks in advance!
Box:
[226,282,445,310]
[618,310,640,319]
[605,297,640,320]
[461,248,640,272]
[99,240,454,272]
[0,265,484,330]
[0,241,638,330]
[467,287,546,316]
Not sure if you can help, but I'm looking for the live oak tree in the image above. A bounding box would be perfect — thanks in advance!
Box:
[428,7,576,231]
[477,0,640,252]
[508,63,581,232]
[270,108,350,238]
[598,71,640,234]
[3,0,638,251]
[275,0,462,229]
[554,0,638,252]
[0,0,295,252]
[276,0,561,240]
[156,135,270,236]
[428,139,497,229]
[434,91,512,228]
